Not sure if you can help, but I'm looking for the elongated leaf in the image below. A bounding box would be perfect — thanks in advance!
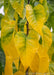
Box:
[30,53,49,73]
[26,4,46,34]
[43,0,49,21]
[39,0,49,22]
[42,25,52,52]
[30,25,52,73]
[1,17,19,69]
[14,30,39,70]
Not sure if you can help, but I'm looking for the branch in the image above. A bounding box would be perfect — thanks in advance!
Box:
[26,21,29,36]
[28,0,30,4]
[26,0,30,36]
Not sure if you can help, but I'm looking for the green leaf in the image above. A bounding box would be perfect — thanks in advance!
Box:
[1,16,19,69]
[49,63,54,73]
[4,0,9,11]
[39,0,49,21]
[43,0,49,21]
[7,3,15,20]
[42,25,52,52]
[19,19,27,31]
[10,0,24,19]
[4,0,15,20]
[52,53,54,62]
[48,33,54,62]
[0,37,5,72]
[0,44,5,72]
[0,38,1,48]
[47,0,54,14]
[1,17,16,44]
[47,12,54,32]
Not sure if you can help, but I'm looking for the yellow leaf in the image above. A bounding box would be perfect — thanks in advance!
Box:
[14,71,25,75]
[30,25,52,73]
[1,18,19,69]
[38,25,52,53]
[14,12,18,22]
[39,0,43,4]
[10,0,24,18]
[39,0,49,21]
[1,16,16,29]
[4,56,13,75]
[26,4,46,34]
[14,30,39,70]
[42,25,52,52]
[30,53,49,73]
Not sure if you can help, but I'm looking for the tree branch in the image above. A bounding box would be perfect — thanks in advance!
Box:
[26,21,29,36]
[26,0,30,74]
[26,0,30,36]
[28,0,30,4]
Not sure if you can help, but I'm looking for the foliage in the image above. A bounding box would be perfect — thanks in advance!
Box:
[0,0,54,74]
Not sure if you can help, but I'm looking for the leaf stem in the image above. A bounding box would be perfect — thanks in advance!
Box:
[26,0,30,36]
[28,0,30,4]
[26,67,29,75]
[26,21,29,36]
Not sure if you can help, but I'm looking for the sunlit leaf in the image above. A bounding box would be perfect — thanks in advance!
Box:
[1,17,19,69]
[26,4,46,34]
[42,25,52,52]
[39,0,49,21]
[14,30,39,70]
[30,53,49,73]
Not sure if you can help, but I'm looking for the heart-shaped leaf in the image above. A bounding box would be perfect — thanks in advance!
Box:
[26,4,46,34]
[1,17,19,69]
[14,30,39,70]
